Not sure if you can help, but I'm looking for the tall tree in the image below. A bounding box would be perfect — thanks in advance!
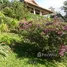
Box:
[0,0,9,3]
[63,1,67,21]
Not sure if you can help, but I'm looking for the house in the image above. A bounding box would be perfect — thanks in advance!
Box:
[20,0,53,16]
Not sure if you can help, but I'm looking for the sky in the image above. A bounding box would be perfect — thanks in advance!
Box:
[35,0,66,15]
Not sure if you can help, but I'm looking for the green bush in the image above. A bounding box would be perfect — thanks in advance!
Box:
[26,13,47,23]
[2,7,13,17]
[0,33,21,45]
[0,12,18,30]
[0,23,8,32]
[0,11,5,17]
[0,43,10,57]
[1,1,29,20]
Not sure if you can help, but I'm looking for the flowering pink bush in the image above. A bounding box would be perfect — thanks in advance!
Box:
[59,45,67,56]
[18,22,67,57]
[19,21,32,30]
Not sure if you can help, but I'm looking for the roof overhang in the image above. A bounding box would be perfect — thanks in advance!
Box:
[24,1,53,15]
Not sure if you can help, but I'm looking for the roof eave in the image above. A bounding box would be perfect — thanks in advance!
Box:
[24,1,53,14]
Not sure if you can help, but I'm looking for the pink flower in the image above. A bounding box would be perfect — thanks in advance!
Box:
[57,31,63,35]
[44,28,56,34]
[64,25,67,31]
[59,45,67,56]
[59,52,64,56]
[23,22,28,25]
[28,23,32,27]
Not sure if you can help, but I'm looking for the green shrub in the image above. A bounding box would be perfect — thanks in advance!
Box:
[0,23,8,32]
[1,1,29,20]
[0,11,5,17]
[4,17,18,29]
[2,7,13,17]
[0,12,18,30]
[0,43,10,57]
[0,33,21,45]
[26,13,47,23]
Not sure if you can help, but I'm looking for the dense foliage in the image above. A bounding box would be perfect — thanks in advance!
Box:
[18,21,67,57]
[0,1,29,20]
[0,1,67,67]
[0,1,67,57]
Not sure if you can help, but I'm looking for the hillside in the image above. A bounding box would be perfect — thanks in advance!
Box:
[0,1,67,67]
